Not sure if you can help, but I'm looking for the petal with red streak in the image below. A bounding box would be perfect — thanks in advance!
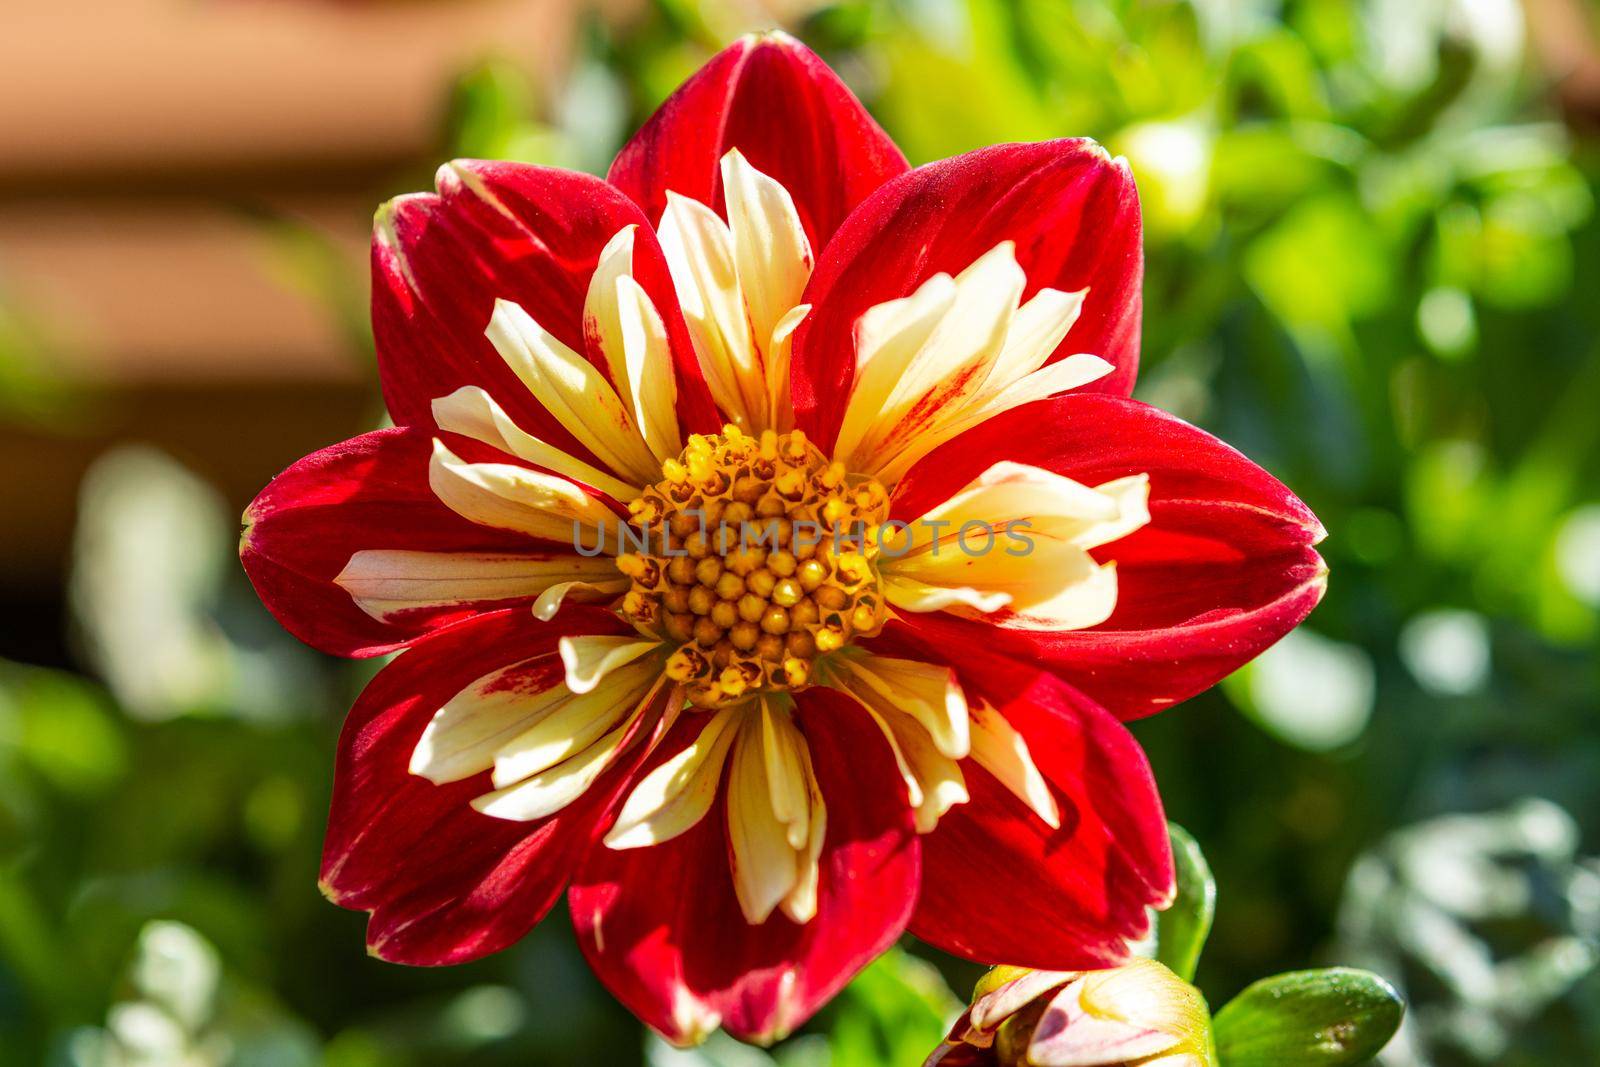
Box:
[373,160,718,441]
[607,32,907,250]
[792,140,1143,450]
[320,608,639,965]
[570,689,918,1045]
[925,1042,995,1067]
[889,395,1327,719]
[869,628,1173,970]
[241,427,587,658]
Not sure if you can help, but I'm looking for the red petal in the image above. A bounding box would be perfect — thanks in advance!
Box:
[606,32,908,249]
[792,141,1143,451]
[870,629,1174,970]
[320,608,636,965]
[373,160,719,440]
[925,1043,995,1067]
[241,428,564,658]
[890,395,1327,719]
[570,689,918,1045]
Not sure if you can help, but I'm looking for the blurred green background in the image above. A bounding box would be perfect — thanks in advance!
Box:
[4,0,1600,1064]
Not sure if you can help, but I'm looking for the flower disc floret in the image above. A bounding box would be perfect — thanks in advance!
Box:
[617,425,890,707]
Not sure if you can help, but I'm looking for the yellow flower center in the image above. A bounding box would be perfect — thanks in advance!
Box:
[616,425,890,708]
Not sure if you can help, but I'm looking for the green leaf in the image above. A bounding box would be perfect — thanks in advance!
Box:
[1,660,126,796]
[447,60,569,167]
[825,947,961,1067]
[1244,192,1393,339]
[1156,824,1216,981]
[1213,968,1404,1067]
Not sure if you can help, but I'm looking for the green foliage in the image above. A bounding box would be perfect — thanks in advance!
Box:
[644,950,955,1067]
[447,61,571,168]
[1157,824,1218,983]
[1213,968,1404,1067]
[0,662,125,798]
[823,949,961,1067]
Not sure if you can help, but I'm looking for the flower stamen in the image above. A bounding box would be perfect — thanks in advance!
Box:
[619,425,891,707]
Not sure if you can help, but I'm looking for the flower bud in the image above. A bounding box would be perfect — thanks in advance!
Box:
[927,959,1216,1067]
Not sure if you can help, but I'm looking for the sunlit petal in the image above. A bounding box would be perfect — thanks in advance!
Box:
[336,549,622,624]
[408,654,567,784]
[427,439,620,547]
[492,660,659,788]
[969,701,1061,829]
[605,706,742,849]
[485,298,659,485]
[559,634,663,694]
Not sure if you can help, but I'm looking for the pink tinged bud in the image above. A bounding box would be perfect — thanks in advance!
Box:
[972,969,1081,1034]
[1030,961,1215,1067]
[931,959,1216,1067]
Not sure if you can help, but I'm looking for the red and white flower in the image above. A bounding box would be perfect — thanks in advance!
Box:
[241,32,1325,1045]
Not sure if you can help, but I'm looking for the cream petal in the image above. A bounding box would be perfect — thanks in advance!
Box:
[727,712,802,924]
[720,148,813,368]
[427,439,620,549]
[408,654,567,784]
[585,225,640,414]
[1004,550,1122,630]
[881,574,1013,615]
[832,244,1121,484]
[765,304,809,433]
[872,354,1114,485]
[875,244,1025,420]
[1072,474,1152,550]
[469,713,635,822]
[485,298,659,485]
[335,549,621,623]
[657,154,814,435]
[832,273,959,465]
[891,535,1121,631]
[824,657,969,834]
[431,386,643,502]
[658,192,763,428]
[883,461,1148,631]
[778,739,826,925]
[1068,960,1214,1059]
[968,701,1061,829]
[981,286,1087,393]
[558,634,662,694]
[981,349,1112,419]
[1028,973,1187,1065]
[530,578,629,622]
[829,653,970,760]
[865,701,969,834]
[759,697,810,848]
[491,660,659,788]
[970,969,1080,1033]
[842,244,1025,473]
[1131,1053,1211,1067]
[898,461,1123,556]
[604,705,742,849]
[615,274,682,463]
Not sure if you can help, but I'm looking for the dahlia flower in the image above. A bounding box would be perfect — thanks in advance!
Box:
[927,960,1216,1067]
[241,32,1325,1045]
